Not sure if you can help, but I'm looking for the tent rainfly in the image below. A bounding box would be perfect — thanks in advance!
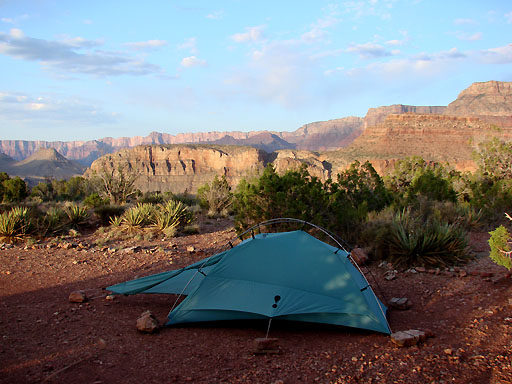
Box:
[107,220,391,335]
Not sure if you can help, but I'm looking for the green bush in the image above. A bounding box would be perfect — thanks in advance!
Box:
[83,193,109,208]
[488,215,512,270]
[138,191,165,205]
[197,175,233,217]
[2,177,28,203]
[94,205,126,225]
[152,200,194,237]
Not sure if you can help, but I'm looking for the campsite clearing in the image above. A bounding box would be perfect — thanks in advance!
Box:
[0,219,511,383]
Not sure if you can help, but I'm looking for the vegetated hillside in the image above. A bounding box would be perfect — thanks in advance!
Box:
[0,148,84,184]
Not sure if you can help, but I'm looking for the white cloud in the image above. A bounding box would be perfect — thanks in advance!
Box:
[506,12,512,24]
[0,29,163,77]
[177,37,197,54]
[454,18,477,25]
[0,91,116,124]
[481,44,512,64]
[231,26,264,43]
[347,42,395,59]
[456,32,482,41]
[206,10,224,20]
[181,55,206,67]
[301,15,340,43]
[124,39,168,51]
[1,18,14,24]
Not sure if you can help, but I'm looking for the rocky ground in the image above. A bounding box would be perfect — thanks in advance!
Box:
[0,218,511,384]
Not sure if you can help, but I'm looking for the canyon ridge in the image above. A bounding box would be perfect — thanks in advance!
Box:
[2,81,512,193]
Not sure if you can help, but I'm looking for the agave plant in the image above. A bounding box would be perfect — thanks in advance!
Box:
[385,210,470,268]
[64,204,90,228]
[109,215,123,227]
[40,206,66,236]
[152,200,193,237]
[119,203,155,234]
[0,206,32,243]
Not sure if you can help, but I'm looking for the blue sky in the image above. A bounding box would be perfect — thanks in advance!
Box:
[0,0,511,141]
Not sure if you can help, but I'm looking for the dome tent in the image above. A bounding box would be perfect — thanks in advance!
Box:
[107,219,391,334]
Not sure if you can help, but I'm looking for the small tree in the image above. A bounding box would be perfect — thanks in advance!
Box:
[93,164,138,205]
[488,213,512,270]
[197,175,233,217]
[2,177,28,203]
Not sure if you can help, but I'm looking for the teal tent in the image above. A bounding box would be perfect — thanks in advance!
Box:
[107,220,391,334]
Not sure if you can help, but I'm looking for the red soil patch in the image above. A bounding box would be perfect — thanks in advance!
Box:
[1,222,511,383]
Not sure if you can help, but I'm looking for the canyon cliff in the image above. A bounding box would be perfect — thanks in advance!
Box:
[85,81,512,194]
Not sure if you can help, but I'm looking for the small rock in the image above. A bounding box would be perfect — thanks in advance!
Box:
[415,267,426,273]
[391,329,431,348]
[444,348,453,355]
[253,338,280,355]
[384,270,397,281]
[459,270,468,277]
[136,310,160,333]
[350,248,368,265]
[69,291,87,303]
[186,246,195,253]
[389,297,412,310]
[105,295,115,301]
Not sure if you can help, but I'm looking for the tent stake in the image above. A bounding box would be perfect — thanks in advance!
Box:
[265,318,273,339]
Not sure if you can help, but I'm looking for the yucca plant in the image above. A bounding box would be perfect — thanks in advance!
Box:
[109,215,123,227]
[385,210,470,267]
[120,203,155,234]
[40,206,66,236]
[152,200,193,237]
[64,204,90,228]
[0,206,32,243]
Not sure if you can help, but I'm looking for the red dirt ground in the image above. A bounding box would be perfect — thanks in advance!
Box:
[1,219,511,383]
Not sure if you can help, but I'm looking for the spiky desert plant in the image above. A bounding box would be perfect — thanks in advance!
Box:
[109,215,123,227]
[40,206,66,236]
[0,206,32,243]
[152,200,193,237]
[385,210,470,267]
[120,203,155,234]
[64,204,90,228]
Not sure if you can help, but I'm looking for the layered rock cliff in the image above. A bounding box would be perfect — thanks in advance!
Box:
[86,145,268,194]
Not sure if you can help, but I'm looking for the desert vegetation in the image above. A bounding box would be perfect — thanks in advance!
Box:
[1,138,511,271]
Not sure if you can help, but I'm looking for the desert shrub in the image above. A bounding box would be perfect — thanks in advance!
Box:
[233,162,391,241]
[2,177,28,203]
[83,193,109,208]
[385,157,457,205]
[64,204,90,228]
[31,179,56,202]
[197,175,233,217]
[109,215,123,227]
[488,214,512,270]
[91,164,139,204]
[0,206,33,243]
[172,192,199,207]
[383,209,470,267]
[138,191,165,205]
[94,205,126,225]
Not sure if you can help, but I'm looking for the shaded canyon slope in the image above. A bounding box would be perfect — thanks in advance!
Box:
[85,81,512,194]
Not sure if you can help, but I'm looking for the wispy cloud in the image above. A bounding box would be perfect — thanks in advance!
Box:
[301,15,340,43]
[181,55,206,67]
[454,18,477,25]
[177,37,197,54]
[455,32,482,41]
[124,39,168,51]
[230,26,265,43]
[505,12,512,24]
[481,43,512,64]
[0,29,163,77]
[0,91,117,124]
[347,42,395,59]
[206,10,224,20]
